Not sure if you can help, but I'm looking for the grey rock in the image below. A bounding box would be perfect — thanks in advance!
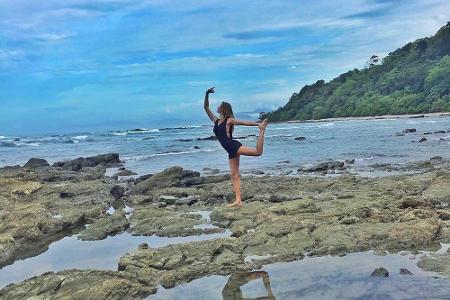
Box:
[23,158,50,169]
[371,267,389,277]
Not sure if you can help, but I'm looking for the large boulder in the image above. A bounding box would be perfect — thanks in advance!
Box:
[131,166,202,194]
[23,158,49,169]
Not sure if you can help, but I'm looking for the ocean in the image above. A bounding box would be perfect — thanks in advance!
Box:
[2,115,450,176]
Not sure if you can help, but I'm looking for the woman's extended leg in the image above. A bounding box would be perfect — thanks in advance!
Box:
[227,155,242,207]
[236,119,268,156]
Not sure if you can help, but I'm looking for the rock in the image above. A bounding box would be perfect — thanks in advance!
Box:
[419,137,428,142]
[110,185,125,200]
[0,270,156,299]
[435,130,446,134]
[371,267,389,277]
[403,128,416,133]
[134,173,153,184]
[78,211,129,241]
[132,166,184,193]
[23,158,49,168]
[53,153,121,170]
[158,195,178,205]
[400,268,412,275]
[294,136,306,141]
[196,135,217,141]
[299,160,345,173]
[175,195,198,206]
[345,159,355,164]
[340,216,359,224]
[114,169,137,176]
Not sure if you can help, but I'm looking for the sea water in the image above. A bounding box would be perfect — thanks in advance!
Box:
[1,116,450,176]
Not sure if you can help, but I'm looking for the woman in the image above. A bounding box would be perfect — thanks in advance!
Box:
[203,87,268,208]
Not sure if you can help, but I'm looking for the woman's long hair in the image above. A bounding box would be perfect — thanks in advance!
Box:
[219,101,235,136]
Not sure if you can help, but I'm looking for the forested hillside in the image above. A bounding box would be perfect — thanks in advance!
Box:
[260,22,450,121]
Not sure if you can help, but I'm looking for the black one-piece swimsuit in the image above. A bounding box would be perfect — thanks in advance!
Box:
[213,117,242,159]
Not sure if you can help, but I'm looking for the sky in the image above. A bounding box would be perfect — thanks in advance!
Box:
[0,0,449,134]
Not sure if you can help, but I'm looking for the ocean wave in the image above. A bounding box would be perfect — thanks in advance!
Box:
[71,135,88,140]
[317,122,335,128]
[112,132,127,136]
[127,128,160,134]
[0,141,40,147]
[123,147,218,161]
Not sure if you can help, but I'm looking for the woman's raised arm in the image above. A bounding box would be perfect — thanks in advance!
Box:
[229,118,259,126]
[203,87,218,122]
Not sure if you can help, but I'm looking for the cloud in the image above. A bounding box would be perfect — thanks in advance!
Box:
[36,32,76,41]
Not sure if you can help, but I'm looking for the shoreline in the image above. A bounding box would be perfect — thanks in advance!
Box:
[280,112,450,124]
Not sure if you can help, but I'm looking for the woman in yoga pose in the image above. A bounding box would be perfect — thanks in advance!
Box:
[203,87,268,208]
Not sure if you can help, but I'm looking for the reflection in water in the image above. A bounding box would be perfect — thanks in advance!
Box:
[222,271,275,300]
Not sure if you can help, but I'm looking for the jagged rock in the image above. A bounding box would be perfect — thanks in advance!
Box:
[400,268,412,275]
[110,185,125,200]
[371,267,389,277]
[0,270,156,299]
[53,153,121,171]
[114,169,137,176]
[403,128,417,133]
[419,137,428,142]
[78,211,129,241]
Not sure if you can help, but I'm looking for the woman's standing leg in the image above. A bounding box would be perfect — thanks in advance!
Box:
[228,155,242,207]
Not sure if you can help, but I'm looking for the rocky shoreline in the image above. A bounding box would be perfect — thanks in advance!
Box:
[2,153,450,298]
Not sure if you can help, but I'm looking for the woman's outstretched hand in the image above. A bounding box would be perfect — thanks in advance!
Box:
[206,87,215,94]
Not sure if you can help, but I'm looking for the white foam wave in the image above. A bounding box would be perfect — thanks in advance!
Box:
[318,122,335,127]
[112,132,127,136]
[72,135,88,140]
[128,128,159,134]
[124,148,218,161]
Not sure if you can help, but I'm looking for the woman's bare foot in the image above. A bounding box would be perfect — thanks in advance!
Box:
[258,118,268,130]
[227,201,243,208]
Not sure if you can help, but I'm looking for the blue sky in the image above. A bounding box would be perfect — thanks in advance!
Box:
[0,0,449,134]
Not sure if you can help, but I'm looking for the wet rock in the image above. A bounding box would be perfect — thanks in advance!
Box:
[435,130,446,134]
[0,174,113,268]
[53,153,121,170]
[175,195,198,206]
[340,216,359,225]
[294,136,306,141]
[203,167,220,175]
[118,238,248,288]
[371,267,389,277]
[114,169,137,176]
[400,268,412,275]
[23,158,49,169]
[78,211,129,241]
[430,156,443,161]
[110,185,125,200]
[129,207,221,237]
[158,195,177,205]
[0,270,156,299]
[197,135,217,141]
[403,128,416,133]
[419,137,428,142]
[299,160,345,173]
[132,166,184,193]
